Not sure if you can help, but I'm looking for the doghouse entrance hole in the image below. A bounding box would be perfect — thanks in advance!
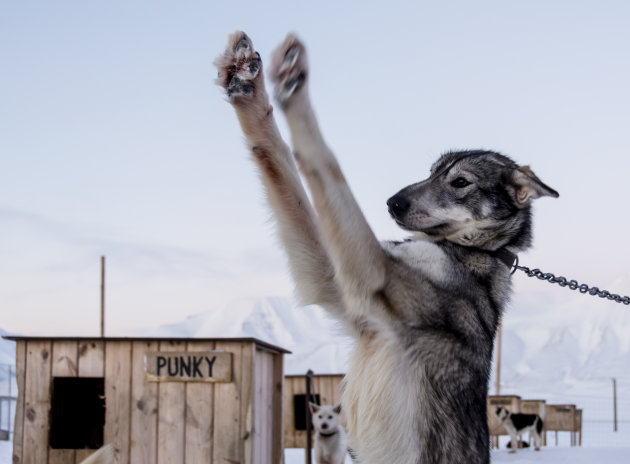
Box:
[294,394,320,430]
[50,377,105,449]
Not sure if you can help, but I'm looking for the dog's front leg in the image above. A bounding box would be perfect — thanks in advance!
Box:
[268,35,387,309]
[215,32,342,310]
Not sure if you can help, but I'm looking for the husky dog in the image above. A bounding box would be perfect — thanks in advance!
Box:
[496,407,544,453]
[215,32,558,464]
[310,403,347,464]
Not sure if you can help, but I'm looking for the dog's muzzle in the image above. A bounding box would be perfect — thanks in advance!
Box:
[387,194,410,219]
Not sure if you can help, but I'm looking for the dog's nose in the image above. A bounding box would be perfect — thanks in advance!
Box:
[387,194,410,218]
[321,423,328,429]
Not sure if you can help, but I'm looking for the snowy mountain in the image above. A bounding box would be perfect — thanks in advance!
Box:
[2,283,629,384]
[147,296,354,375]
[141,289,630,388]
[497,277,630,394]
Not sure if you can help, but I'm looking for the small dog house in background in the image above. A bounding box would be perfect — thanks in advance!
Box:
[545,404,581,446]
[6,336,288,464]
[283,373,344,449]
[519,399,547,445]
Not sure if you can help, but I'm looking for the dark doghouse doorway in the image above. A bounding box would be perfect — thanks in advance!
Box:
[50,377,105,449]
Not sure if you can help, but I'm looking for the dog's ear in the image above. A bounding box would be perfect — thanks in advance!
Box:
[309,402,320,414]
[510,166,559,206]
[333,404,342,415]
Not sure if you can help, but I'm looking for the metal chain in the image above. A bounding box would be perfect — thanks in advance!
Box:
[512,257,630,305]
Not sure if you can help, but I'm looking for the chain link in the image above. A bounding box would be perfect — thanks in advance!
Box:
[513,262,630,305]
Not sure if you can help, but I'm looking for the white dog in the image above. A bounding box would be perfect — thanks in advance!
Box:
[310,403,347,464]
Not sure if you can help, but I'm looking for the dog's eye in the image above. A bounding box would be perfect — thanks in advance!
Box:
[328,415,333,419]
[451,177,471,188]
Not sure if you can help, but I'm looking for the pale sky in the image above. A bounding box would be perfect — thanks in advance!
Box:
[1,1,629,336]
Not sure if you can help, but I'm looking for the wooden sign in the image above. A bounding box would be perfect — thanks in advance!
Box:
[145,351,232,382]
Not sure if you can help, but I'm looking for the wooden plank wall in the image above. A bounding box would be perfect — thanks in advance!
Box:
[252,349,284,464]
[130,341,158,464]
[23,340,52,464]
[12,341,26,464]
[49,341,78,464]
[545,404,577,432]
[519,399,547,446]
[12,339,285,464]
[76,341,105,463]
[283,374,344,449]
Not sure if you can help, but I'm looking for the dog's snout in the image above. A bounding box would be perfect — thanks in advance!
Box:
[387,194,410,218]
[321,423,328,429]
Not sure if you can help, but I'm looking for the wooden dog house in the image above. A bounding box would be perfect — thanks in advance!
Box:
[6,336,289,464]
[519,399,547,445]
[545,404,581,446]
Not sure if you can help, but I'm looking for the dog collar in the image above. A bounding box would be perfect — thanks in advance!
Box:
[318,430,338,438]
[492,248,518,271]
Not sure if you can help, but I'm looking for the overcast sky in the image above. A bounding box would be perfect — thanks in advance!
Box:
[1,1,629,336]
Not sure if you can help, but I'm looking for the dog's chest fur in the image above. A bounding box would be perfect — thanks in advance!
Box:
[341,238,511,463]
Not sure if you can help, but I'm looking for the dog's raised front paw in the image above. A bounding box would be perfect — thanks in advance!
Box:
[215,31,262,101]
[270,34,308,107]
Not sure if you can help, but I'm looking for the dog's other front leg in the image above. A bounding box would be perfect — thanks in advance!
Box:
[269,35,387,311]
[215,32,341,310]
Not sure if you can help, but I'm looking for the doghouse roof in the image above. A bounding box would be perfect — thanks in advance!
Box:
[1,335,291,354]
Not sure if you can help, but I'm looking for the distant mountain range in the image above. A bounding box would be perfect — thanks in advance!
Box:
[2,287,629,390]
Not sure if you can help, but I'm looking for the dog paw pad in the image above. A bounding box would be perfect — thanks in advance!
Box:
[215,32,262,101]
[270,37,308,106]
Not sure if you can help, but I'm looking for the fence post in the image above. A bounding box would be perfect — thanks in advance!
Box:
[613,378,618,432]
[305,370,314,464]
[8,365,12,433]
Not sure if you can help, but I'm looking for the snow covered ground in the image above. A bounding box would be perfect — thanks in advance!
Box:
[283,447,630,463]
[0,444,628,463]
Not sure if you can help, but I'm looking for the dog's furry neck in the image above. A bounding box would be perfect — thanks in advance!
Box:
[318,429,339,438]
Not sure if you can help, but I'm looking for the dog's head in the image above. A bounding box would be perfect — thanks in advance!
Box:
[387,150,558,251]
[495,406,510,420]
[309,402,342,433]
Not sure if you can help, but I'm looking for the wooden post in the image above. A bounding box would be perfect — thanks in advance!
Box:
[495,320,502,395]
[100,256,105,337]
[305,370,314,464]
[613,378,618,432]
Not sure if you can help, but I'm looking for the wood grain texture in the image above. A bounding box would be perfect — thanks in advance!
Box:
[50,341,78,464]
[130,341,158,464]
[184,341,215,464]
[23,341,52,464]
[157,341,186,464]
[104,341,132,463]
[12,341,26,464]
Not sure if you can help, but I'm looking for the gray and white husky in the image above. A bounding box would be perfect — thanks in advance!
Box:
[216,32,558,464]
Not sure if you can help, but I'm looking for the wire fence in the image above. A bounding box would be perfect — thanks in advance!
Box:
[569,381,630,447]
[0,363,17,439]
[495,378,630,448]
